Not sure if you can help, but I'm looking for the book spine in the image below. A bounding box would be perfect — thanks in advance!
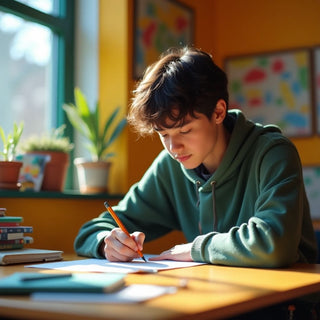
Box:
[0,233,24,240]
[0,239,24,244]
[0,222,20,227]
[0,217,23,223]
[0,227,33,234]
[0,243,24,250]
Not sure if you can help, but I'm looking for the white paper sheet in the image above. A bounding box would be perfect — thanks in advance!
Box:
[31,284,177,303]
[26,254,205,273]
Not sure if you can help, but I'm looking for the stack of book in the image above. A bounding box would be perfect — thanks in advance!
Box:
[0,208,33,250]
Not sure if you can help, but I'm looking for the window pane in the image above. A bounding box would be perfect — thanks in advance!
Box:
[14,0,60,16]
[0,11,54,139]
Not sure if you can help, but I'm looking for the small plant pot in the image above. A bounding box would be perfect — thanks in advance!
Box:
[0,161,23,190]
[74,158,111,194]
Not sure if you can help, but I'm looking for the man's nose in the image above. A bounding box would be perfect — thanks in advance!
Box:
[168,137,183,153]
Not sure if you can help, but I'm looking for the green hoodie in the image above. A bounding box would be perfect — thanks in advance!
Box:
[74,110,317,267]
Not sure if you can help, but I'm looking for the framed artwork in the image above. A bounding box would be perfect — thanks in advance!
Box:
[303,166,320,219]
[225,48,314,137]
[133,0,194,79]
[314,47,320,134]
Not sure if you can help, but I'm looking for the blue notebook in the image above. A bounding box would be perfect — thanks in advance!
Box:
[0,272,126,295]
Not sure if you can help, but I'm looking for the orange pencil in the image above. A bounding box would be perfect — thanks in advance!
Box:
[104,201,147,262]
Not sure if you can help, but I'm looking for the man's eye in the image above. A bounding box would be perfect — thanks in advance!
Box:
[180,129,191,134]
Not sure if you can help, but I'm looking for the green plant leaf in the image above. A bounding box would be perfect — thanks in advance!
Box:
[64,88,127,161]
[103,118,127,150]
[0,122,24,161]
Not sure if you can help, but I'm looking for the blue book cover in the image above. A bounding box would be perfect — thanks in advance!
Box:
[0,226,33,234]
[0,272,126,295]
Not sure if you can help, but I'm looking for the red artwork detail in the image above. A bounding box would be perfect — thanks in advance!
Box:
[272,59,284,73]
[248,97,262,107]
[142,22,157,47]
[244,69,266,82]
[175,16,188,32]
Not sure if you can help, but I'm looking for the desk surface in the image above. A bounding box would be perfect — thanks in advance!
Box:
[0,255,320,320]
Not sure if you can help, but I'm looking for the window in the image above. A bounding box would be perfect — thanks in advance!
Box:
[0,0,74,188]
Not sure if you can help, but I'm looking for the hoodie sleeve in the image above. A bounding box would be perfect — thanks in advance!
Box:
[74,151,182,258]
[191,140,316,267]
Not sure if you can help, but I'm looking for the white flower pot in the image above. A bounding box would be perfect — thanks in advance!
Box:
[74,158,111,194]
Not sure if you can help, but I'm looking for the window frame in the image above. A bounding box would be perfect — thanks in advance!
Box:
[0,0,75,189]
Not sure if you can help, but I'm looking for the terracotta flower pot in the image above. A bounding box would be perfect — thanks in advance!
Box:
[74,158,111,194]
[28,151,69,191]
[0,161,23,190]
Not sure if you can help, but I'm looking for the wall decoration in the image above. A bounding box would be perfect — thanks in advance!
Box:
[225,49,314,137]
[314,47,320,134]
[303,166,320,219]
[133,0,194,79]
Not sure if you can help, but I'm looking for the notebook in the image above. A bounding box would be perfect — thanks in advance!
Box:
[0,248,63,265]
[0,272,126,295]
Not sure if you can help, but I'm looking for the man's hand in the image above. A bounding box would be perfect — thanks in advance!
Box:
[102,228,145,262]
[149,243,193,262]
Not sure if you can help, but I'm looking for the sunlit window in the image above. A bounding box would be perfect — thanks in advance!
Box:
[0,0,74,143]
[0,11,53,137]
[15,0,59,15]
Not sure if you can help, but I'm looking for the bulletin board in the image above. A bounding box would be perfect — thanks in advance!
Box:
[225,49,314,137]
[303,166,320,219]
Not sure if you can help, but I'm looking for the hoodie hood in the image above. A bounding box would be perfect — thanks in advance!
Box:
[182,109,281,190]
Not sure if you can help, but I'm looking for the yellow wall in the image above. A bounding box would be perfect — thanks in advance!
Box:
[99,0,128,193]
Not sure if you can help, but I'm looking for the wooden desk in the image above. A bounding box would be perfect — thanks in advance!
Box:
[0,255,320,320]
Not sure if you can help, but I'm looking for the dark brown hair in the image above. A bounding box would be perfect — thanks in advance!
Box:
[128,47,229,135]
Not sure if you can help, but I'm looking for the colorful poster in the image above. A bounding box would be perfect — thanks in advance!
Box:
[134,0,193,78]
[225,49,313,137]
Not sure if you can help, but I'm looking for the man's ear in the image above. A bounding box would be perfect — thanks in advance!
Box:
[213,99,227,124]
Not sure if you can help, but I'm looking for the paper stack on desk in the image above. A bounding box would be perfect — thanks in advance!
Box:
[0,271,176,304]
[27,254,205,273]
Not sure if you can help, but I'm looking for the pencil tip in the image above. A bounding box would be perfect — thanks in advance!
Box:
[142,256,147,262]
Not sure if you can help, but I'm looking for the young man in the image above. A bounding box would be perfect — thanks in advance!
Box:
[74,47,317,268]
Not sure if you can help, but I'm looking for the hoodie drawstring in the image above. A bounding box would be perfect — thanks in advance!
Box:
[195,180,201,207]
[195,180,217,233]
[195,180,201,233]
[211,181,217,231]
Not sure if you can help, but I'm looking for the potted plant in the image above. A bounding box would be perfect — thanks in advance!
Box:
[63,87,127,194]
[0,122,24,190]
[21,125,74,192]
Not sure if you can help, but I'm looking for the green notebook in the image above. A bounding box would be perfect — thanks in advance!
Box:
[0,272,126,295]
